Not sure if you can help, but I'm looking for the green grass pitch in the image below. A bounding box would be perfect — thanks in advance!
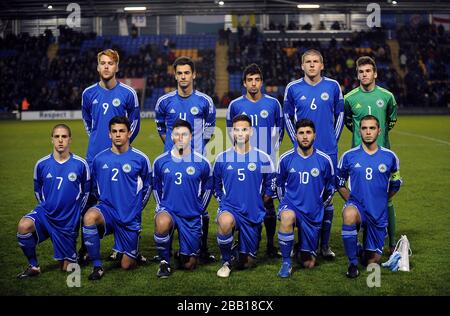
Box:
[0,116,449,296]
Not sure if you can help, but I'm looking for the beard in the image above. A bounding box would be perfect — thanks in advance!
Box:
[297,140,313,151]
[362,138,376,146]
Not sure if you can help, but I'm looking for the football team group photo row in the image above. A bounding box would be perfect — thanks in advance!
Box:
[17,48,401,281]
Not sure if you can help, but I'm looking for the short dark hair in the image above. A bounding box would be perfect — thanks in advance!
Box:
[242,63,263,83]
[172,118,192,134]
[173,56,195,73]
[295,119,316,133]
[51,123,71,137]
[109,116,131,132]
[356,56,377,73]
[232,114,252,127]
[360,114,380,128]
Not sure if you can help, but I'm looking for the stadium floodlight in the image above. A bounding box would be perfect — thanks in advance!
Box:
[47,4,53,9]
[219,1,225,6]
[124,7,147,11]
[297,4,320,9]
[392,0,398,4]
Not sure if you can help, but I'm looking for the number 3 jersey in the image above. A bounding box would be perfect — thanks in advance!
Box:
[82,82,140,165]
[91,147,152,228]
[336,145,402,227]
[33,153,90,231]
[152,151,213,218]
[213,147,276,224]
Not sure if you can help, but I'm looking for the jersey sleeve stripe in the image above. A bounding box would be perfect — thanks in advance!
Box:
[73,154,91,180]
[33,154,51,180]
[155,91,176,112]
[131,148,152,171]
[335,112,344,139]
[316,150,335,175]
[283,79,302,101]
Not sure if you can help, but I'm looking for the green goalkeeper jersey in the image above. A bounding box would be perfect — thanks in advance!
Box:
[344,85,397,148]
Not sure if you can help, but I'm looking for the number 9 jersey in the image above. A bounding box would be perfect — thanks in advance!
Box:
[82,82,141,166]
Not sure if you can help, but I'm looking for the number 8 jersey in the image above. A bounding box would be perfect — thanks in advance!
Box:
[336,145,402,226]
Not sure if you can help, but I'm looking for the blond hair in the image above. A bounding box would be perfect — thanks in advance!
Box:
[97,49,120,64]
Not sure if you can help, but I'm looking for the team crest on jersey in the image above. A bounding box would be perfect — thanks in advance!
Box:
[68,172,77,181]
[260,110,269,118]
[186,166,196,175]
[321,92,329,101]
[376,99,385,108]
[311,168,320,177]
[378,164,387,173]
[247,163,257,171]
[190,106,199,115]
[122,163,132,173]
[112,98,121,107]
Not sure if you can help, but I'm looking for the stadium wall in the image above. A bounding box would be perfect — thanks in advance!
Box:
[19,109,230,121]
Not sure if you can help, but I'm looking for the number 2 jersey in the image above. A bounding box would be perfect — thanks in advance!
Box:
[82,82,141,165]
[336,145,402,227]
[91,147,152,229]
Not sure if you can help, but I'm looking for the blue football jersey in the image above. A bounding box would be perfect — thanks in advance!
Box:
[277,148,334,224]
[337,145,402,227]
[153,151,212,218]
[82,82,140,165]
[226,94,284,157]
[92,147,151,229]
[213,147,276,224]
[33,153,90,231]
[284,77,344,156]
[155,90,216,153]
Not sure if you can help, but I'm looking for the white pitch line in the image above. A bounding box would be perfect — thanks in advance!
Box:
[393,130,450,146]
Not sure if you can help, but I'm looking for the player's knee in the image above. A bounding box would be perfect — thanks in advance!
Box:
[302,260,316,269]
[217,212,234,232]
[342,207,359,224]
[61,260,72,272]
[244,256,257,269]
[17,217,34,234]
[155,213,172,233]
[366,253,381,265]
[121,257,136,270]
[183,257,198,270]
[83,208,100,225]
[280,210,295,226]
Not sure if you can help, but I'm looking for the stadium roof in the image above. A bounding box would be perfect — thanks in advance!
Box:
[1,1,449,19]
